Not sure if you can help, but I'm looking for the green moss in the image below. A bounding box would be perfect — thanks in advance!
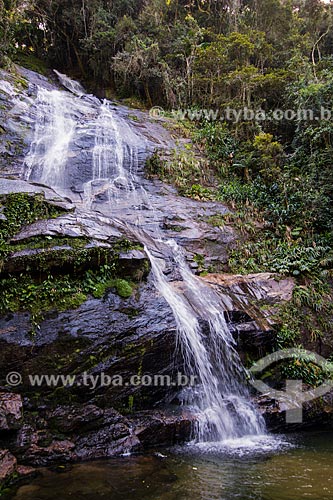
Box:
[127,395,134,413]
[113,238,143,253]
[0,192,66,257]
[14,51,50,76]
[137,346,146,378]
[10,236,90,252]
[12,72,29,89]
[92,278,133,299]
[0,194,146,333]
[204,214,227,228]
[114,279,133,298]
[0,261,137,333]
[127,113,140,122]
[58,292,87,310]
[92,279,114,299]
[193,253,205,271]
[163,223,185,232]
[46,386,77,405]
[120,307,140,318]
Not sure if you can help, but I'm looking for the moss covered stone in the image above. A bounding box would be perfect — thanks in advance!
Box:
[0,193,149,332]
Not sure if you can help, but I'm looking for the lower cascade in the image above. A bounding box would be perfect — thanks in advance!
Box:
[24,72,266,445]
[146,242,265,443]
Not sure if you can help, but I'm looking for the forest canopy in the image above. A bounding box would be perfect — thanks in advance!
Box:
[1,0,332,106]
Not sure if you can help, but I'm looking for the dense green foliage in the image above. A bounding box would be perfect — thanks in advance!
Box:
[0,265,134,333]
[1,1,332,104]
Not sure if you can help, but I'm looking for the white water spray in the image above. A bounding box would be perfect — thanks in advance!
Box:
[145,242,265,443]
[53,69,86,97]
[83,100,140,206]
[25,89,75,187]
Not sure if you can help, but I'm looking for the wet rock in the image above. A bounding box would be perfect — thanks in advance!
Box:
[132,410,194,448]
[12,425,41,455]
[0,66,237,275]
[203,272,295,330]
[15,465,36,480]
[2,241,148,277]
[0,393,23,431]
[198,272,295,361]
[73,408,139,461]
[118,249,149,280]
[0,448,36,488]
[1,63,316,466]
[5,405,192,465]
[48,404,104,433]
[18,67,56,92]
[0,179,74,211]
[19,440,76,467]
[0,70,32,179]
[226,309,274,357]
[11,423,75,466]
[10,210,124,243]
[0,449,17,483]
[258,390,333,432]
[0,271,189,465]
[0,276,181,414]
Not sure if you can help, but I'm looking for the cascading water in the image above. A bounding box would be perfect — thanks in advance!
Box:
[53,69,86,97]
[24,72,268,448]
[25,88,76,187]
[26,77,142,207]
[145,242,265,444]
[84,100,140,207]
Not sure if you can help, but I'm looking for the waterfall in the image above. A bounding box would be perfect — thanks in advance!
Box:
[24,73,267,446]
[145,242,265,443]
[25,88,76,187]
[26,85,142,206]
[84,100,140,207]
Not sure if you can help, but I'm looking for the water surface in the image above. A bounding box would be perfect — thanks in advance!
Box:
[10,431,333,500]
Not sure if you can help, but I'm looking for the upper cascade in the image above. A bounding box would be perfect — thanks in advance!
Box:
[25,75,148,207]
[53,69,86,97]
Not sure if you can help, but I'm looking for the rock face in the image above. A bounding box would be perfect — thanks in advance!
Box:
[0,264,194,470]
[202,272,296,361]
[0,280,180,406]
[256,391,333,432]
[0,183,193,469]
[0,447,35,489]
[0,66,174,182]
[1,404,192,467]
[203,272,295,327]
[0,179,74,211]
[0,65,238,273]
[0,450,17,483]
[0,393,23,431]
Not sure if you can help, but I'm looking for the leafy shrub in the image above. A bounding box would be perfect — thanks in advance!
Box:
[281,350,333,388]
